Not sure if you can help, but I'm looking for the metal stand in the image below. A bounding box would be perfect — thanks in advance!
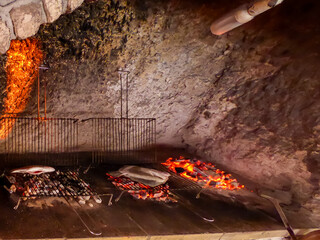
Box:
[118,68,129,119]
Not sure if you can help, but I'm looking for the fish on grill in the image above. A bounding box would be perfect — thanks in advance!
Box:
[11,166,55,175]
[110,165,170,187]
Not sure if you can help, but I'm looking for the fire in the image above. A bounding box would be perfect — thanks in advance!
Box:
[162,157,244,190]
[0,38,43,139]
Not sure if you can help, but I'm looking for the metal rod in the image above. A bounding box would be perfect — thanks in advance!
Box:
[127,118,129,162]
[154,119,157,162]
[119,73,123,119]
[261,194,297,240]
[104,118,106,162]
[115,191,125,202]
[98,118,101,163]
[44,75,47,119]
[76,119,79,165]
[37,71,40,119]
[91,118,94,164]
[126,73,129,118]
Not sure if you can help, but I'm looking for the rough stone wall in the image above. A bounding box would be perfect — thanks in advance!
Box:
[178,0,320,225]
[0,0,319,226]
[0,0,84,54]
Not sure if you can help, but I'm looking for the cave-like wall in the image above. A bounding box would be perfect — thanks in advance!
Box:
[179,0,320,226]
[0,0,85,54]
[0,0,319,226]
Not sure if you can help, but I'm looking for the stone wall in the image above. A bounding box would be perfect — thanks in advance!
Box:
[0,0,319,227]
[0,0,84,54]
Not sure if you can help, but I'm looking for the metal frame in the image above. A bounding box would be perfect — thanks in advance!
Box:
[1,117,79,167]
[86,117,156,164]
[0,116,156,166]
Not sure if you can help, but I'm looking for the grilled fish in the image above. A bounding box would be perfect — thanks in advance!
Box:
[116,165,170,187]
[11,165,55,175]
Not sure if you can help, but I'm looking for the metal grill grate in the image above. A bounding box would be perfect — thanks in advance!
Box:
[88,118,156,164]
[6,170,98,198]
[1,117,79,167]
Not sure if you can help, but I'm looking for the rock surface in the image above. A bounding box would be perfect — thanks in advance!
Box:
[0,0,85,54]
[10,2,45,39]
[0,20,10,53]
[67,0,84,12]
[0,0,319,226]
[42,0,64,23]
[0,0,16,7]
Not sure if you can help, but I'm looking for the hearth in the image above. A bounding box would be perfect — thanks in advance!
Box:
[1,0,319,238]
[0,114,285,239]
[0,164,285,239]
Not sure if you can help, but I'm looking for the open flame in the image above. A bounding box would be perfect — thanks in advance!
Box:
[0,38,43,139]
[162,157,244,190]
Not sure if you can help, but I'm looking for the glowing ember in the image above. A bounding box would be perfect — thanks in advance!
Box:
[162,157,244,190]
[0,38,43,139]
[106,173,176,202]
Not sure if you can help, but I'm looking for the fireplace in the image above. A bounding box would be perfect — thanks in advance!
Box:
[0,115,272,238]
[0,114,316,239]
[0,0,320,239]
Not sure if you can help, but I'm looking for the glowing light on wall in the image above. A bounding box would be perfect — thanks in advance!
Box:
[0,38,43,139]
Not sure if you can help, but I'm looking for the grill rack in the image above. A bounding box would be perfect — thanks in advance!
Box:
[9,170,97,198]
[4,170,104,211]
[155,164,202,191]
[103,164,203,203]
[87,118,156,164]
[0,117,79,167]
[3,169,116,212]
[0,117,156,167]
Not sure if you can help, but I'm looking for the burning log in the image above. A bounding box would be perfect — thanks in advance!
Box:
[162,157,244,190]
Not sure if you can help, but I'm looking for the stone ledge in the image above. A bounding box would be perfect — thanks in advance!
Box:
[17,228,320,240]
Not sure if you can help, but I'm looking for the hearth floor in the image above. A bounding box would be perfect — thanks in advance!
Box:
[0,166,300,239]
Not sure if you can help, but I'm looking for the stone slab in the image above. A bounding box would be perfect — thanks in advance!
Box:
[10,2,45,39]
[0,20,11,54]
[21,229,320,240]
[67,0,84,12]
[42,0,64,23]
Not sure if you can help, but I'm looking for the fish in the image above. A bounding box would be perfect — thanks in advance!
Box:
[116,165,171,187]
[10,165,55,175]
